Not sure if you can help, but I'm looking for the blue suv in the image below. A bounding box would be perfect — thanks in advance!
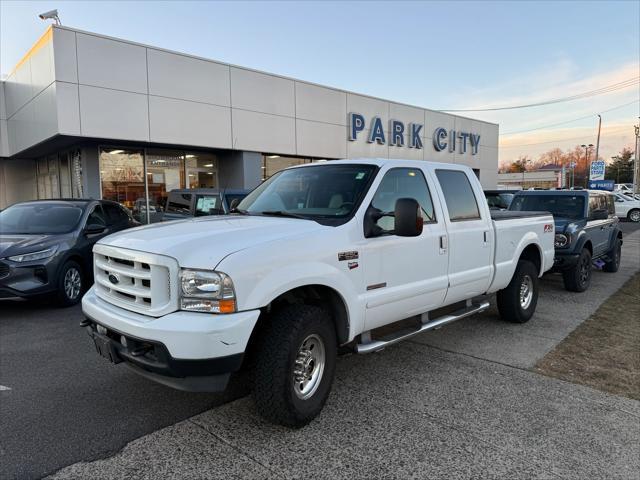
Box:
[509,190,622,292]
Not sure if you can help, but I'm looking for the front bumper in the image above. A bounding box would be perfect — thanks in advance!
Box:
[82,287,261,391]
[552,251,580,270]
[0,257,59,299]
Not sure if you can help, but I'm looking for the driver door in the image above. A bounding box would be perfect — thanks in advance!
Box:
[362,167,449,331]
[78,204,111,269]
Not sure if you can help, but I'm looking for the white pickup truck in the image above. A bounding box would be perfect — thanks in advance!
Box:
[82,159,554,426]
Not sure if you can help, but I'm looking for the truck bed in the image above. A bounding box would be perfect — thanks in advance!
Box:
[490,210,550,220]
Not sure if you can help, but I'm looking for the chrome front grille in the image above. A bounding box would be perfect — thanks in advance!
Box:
[93,244,178,317]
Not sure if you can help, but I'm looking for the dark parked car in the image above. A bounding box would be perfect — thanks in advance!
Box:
[0,199,139,306]
[509,190,622,292]
[484,189,519,210]
[162,188,249,221]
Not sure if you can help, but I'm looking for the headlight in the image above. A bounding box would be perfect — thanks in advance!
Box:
[554,234,569,248]
[179,269,236,313]
[8,246,59,262]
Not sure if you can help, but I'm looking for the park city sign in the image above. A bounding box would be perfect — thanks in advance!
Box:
[348,112,481,155]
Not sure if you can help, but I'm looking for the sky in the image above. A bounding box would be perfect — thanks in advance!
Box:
[1,0,638,166]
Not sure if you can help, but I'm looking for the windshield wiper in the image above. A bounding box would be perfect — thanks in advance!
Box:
[260,210,309,220]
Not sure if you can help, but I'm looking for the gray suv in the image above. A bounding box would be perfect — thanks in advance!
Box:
[0,199,139,306]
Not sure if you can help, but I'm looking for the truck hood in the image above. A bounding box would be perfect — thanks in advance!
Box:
[97,215,326,269]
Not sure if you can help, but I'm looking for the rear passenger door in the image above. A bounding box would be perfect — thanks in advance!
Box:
[587,194,610,257]
[431,168,493,304]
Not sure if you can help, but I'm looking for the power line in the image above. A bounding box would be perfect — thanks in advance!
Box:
[499,126,629,148]
[440,77,639,112]
[500,99,640,135]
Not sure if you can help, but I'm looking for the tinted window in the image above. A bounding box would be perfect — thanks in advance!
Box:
[607,195,616,214]
[509,194,586,220]
[166,193,192,215]
[370,168,435,232]
[86,205,107,227]
[195,195,223,216]
[103,203,130,225]
[435,170,481,221]
[0,203,84,234]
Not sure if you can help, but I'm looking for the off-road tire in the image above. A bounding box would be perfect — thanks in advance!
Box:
[603,237,622,273]
[497,259,539,323]
[562,248,592,292]
[56,260,84,307]
[253,304,337,428]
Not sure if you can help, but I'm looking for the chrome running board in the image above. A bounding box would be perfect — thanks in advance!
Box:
[356,300,491,354]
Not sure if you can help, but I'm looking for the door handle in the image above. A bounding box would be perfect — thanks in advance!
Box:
[439,235,447,254]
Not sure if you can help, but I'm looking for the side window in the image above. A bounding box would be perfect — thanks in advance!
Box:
[195,195,223,216]
[166,193,192,215]
[103,203,129,225]
[370,168,435,233]
[435,170,481,221]
[588,195,599,219]
[607,196,616,214]
[86,205,106,227]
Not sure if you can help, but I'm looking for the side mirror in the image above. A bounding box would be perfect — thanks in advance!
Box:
[85,224,107,235]
[229,198,240,211]
[394,198,423,237]
[592,209,608,221]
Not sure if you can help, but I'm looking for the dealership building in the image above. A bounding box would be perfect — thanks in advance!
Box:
[0,25,499,215]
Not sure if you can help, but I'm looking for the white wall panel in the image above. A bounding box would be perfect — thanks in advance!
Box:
[389,103,423,127]
[149,96,231,148]
[388,144,424,161]
[148,49,230,106]
[231,109,295,154]
[76,33,147,93]
[347,129,389,159]
[32,83,58,142]
[8,101,34,153]
[347,94,389,122]
[56,82,81,135]
[296,119,346,158]
[0,82,6,120]
[30,40,55,96]
[480,121,499,148]
[79,85,149,141]
[295,82,346,125]
[52,28,78,83]
[230,68,294,116]
[425,110,456,138]
[0,120,9,157]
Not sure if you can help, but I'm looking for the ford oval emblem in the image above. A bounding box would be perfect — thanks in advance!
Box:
[108,273,120,285]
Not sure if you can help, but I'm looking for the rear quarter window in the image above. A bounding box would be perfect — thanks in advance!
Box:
[435,170,481,221]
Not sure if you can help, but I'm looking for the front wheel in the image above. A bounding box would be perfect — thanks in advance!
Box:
[563,248,592,292]
[56,260,84,306]
[628,209,640,223]
[497,260,539,323]
[253,304,337,427]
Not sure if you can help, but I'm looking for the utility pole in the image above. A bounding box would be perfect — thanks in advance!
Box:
[634,120,639,193]
[594,114,602,171]
[581,143,593,188]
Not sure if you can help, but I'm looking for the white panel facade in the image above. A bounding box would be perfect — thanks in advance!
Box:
[230,67,295,116]
[32,83,58,142]
[147,49,230,106]
[55,81,81,135]
[76,33,148,93]
[296,119,347,158]
[295,82,346,126]
[347,94,389,123]
[29,39,55,96]
[232,109,295,154]
[149,96,231,148]
[52,28,78,83]
[79,85,149,140]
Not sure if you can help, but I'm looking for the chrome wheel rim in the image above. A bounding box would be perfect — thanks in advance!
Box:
[519,275,534,310]
[293,334,325,400]
[630,210,640,222]
[64,267,81,300]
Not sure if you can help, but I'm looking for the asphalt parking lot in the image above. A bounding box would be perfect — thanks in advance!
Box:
[1,223,639,479]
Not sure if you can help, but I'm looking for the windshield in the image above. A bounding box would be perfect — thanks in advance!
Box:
[0,203,84,234]
[509,194,586,220]
[237,164,378,224]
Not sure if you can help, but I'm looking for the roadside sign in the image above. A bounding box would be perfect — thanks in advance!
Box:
[588,179,614,191]
[589,160,606,180]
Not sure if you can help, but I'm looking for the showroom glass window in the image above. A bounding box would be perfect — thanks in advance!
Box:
[185,153,218,189]
[99,148,146,220]
[145,149,185,222]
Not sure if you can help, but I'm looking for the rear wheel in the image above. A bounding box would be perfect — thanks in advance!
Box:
[497,259,539,323]
[56,260,84,306]
[603,237,622,273]
[562,248,592,292]
[253,304,337,427]
[628,209,640,223]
